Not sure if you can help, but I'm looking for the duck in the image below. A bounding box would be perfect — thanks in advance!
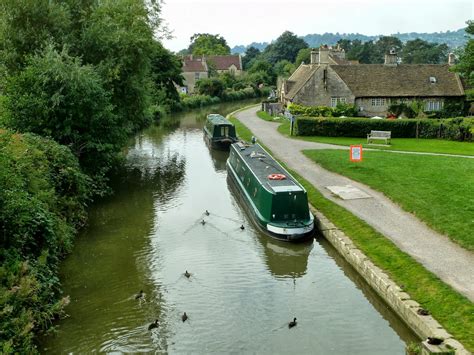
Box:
[240,225,245,230]
[205,210,210,216]
[184,270,191,278]
[417,308,430,316]
[427,337,443,345]
[182,312,188,322]
[288,317,297,328]
[148,319,159,331]
[201,219,206,225]
[135,290,144,300]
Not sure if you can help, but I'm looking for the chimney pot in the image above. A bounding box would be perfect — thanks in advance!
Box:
[448,53,456,66]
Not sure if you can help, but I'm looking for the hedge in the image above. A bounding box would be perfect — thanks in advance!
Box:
[295,117,474,141]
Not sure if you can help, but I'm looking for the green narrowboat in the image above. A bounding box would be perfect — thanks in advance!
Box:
[226,142,314,242]
[203,114,238,150]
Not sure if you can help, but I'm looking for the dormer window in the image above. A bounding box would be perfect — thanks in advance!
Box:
[429,76,437,83]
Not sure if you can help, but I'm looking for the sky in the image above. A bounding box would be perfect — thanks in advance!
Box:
[160,0,473,52]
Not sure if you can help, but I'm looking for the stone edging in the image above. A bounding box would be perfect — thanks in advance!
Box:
[311,206,470,355]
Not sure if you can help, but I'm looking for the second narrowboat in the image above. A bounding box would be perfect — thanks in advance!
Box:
[203,114,238,150]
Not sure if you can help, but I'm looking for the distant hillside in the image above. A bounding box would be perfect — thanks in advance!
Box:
[231,28,468,54]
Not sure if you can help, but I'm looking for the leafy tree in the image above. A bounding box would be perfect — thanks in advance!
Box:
[0,0,70,73]
[3,45,124,185]
[195,77,225,97]
[401,39,449,64]
[274,60,295,78]
[188,33,230,55]
[453,21,474,99]
[242,46,261,69]
[372,36,403,63]
[295,48,311,66]
[150,41,183,110]
[263,31,308,64]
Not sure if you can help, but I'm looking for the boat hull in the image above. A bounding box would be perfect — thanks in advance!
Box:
[227,161,314,242]
[204,133,237,150]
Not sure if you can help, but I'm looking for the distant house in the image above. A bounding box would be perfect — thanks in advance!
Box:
[281,46,465,117]
[179,55,243,94]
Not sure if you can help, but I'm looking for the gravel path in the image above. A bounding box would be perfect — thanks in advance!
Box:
[236,106,474,301]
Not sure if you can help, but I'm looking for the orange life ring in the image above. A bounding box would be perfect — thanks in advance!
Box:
[268,173,286,180]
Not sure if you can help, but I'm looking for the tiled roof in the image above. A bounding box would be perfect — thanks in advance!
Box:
[182,56,207,72]
[207,55,242,70]
[286,65,319,99]
[332,64,464,97]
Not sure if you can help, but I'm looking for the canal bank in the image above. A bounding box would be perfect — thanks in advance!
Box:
[230,105,472,354]
[40,100,418,354]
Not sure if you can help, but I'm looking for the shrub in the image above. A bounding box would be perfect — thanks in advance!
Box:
[295,117,473,141]
[288,103,358,117]
[0,130,90,353]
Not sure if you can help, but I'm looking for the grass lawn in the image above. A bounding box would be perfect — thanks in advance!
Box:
[256,110,284,122]
[277,121,474,156]
[303,149,474,251]
[231,112,474,351]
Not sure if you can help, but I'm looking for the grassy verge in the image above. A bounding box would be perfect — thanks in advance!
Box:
[256,110,284,122]
[303,150,474,251]
[277,121,474,156]
[228,114,253,142]
[232,113,474,351]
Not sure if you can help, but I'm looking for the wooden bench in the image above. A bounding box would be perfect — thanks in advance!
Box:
[367,130,391,145]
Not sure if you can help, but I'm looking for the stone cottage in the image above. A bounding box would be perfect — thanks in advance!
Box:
[179,54,243,94]
[281,46,465,117]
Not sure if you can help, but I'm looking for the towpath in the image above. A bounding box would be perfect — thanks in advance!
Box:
[235,105,474,301]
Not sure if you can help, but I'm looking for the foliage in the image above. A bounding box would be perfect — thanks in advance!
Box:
[453,21,474,100]
[188,33,230,55]
[242,46,261,70]
[295,116,473,141]
[3,45,124,189]
[0,130,90,353]
[295,47,312,66]
[180,94,221,109]
[401,39,449,64]
[274,60,295,78]
[288,103,358,117]
[262,31,308,64]
[195,77,225,97]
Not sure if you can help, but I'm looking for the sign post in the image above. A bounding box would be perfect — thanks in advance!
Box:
[350,145,363,162]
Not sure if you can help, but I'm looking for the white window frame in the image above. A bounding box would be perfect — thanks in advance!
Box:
[330,97,347,107]
[426,100,442,111]
[195,72,200,80]
[371,98,386,107]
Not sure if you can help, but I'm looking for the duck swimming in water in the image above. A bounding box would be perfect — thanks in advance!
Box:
[205,210,210,216]
[240,225,245,230]
[148,319,159,331]
[135,290,144,300]
[201,219,206,225]
[288,317,297,328]
[182,312,188,322]
[184,270,191,278]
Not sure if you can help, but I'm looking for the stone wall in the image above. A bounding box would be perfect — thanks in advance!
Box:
[182,71,209,94]
[293,66,355,107]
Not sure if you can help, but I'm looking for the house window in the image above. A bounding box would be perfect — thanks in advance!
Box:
[330,97,347,107]
[195,72,200,80]
[426,100,442,111]
[371,98,386,107]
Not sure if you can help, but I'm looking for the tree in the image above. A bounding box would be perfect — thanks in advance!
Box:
[195,77,225,97]
[263,31,308,64]
[242,46,261,70]
[372,36,403,63]
[3,45,124,184]
[274,60,295,78]
[453,21,474,99]
[401,39,449,64]
[188,33,230,55]
[295,48,311,66]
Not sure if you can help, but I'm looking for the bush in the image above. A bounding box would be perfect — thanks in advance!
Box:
[181,94,221,109]
[295,117,474,141]
[0,130,90,353]
[288,103,358,117]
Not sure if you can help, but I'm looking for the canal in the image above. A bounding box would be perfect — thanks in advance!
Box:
[40,100,418,353]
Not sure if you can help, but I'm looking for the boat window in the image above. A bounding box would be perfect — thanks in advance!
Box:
[294,195,297,200]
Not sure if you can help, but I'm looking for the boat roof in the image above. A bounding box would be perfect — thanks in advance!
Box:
[207,113,233,126]
[231,143,304,193]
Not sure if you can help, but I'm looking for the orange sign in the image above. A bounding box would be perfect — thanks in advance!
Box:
[350,145,363,162]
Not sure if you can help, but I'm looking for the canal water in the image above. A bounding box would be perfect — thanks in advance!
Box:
[40,100,417,354]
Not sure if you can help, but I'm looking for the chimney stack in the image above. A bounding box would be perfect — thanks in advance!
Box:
[318,45,330,64]
[448,53,456,66]
[384,48,398,66]
[310,50,319,65]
